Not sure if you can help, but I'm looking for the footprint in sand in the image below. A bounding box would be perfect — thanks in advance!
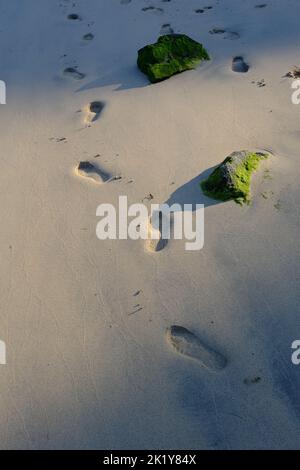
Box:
[142,6,164,14]
[210,28,240,40]
[84,101,105,124]
[67,13,81,20]
[232,56,249,73]
[145,210,169,253]
[76,161,111,184]
[160,23,174,34]
[166,325,227,372]
[226,32,240,40]
[63,67,85,80]
[209,27,226,35]
[82,33,94,41]
[244,376,262,385]
[195,6,213,13]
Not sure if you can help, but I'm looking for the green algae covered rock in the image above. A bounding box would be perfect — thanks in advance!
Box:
[137,34,210,83]
[200,151,268,205]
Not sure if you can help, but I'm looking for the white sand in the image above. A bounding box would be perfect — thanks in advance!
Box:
[0,0,299,449]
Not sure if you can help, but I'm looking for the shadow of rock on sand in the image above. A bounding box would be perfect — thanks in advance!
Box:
[165,166,223,210]
[75,64,150,92]
[145,167,223,253]
[75,59,211,93]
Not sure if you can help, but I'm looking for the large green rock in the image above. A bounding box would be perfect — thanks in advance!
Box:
[200,151,268,205]
[137,34,210,83]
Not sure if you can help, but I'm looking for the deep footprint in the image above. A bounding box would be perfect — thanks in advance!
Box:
[84,101,105,124]
[166,325,227,371]
[76,161,111,184]
[232,56,249,73]
[67,13,81,20]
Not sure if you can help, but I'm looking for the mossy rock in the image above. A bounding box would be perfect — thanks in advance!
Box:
[200,151,268,205]
[137,34,210,83]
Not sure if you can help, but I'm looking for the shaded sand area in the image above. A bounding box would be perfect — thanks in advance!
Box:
[0,0,299,449]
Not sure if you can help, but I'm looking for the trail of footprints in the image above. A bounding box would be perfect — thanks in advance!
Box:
[58,0,276,372]
[60,6,112,186]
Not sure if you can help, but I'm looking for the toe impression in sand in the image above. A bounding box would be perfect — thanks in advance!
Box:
[166,325,227,371]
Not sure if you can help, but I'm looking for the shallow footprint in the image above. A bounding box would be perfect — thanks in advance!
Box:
[210,28,240,40]
[225,31,240,40]
[63,67,85,80]
[166,325,227,371]
[209,27,226,35]
[142,6,164,14]
[232,56,249,73]
[76,161,111,184]
[160,23,174,34]
[84,101,105,124]
[82,33,94,41]
[145,211,168,253]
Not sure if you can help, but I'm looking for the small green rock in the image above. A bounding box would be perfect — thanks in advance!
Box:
[200,151,268,205]
[137,34,210,83]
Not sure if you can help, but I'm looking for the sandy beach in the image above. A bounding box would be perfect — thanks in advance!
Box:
[0,0,299,450]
